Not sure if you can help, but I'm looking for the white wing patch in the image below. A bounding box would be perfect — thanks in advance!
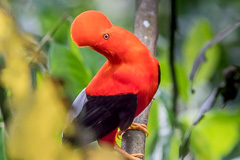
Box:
[70,88,88,121]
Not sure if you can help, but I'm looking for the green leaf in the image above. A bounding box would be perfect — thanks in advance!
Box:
[190,110,240,160]
[68,29,81,59]
[157,34,190,101]
[0,86,9,124]
[148,96,174,160]
[0,127,6,160]
[223,140,240,159]
[157,51,189,101]
[145,100,159,158]
[190,21,240,82]
[179,126,193,159]
[169,131,181,160]
[148,100,159,137]
[80,47,106,75]
[183,18,220,83]
[49,42,91,100]
[175,63,189,101]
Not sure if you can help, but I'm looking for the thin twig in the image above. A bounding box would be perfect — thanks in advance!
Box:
[37,13,70,53]
[169,0,178,123]
[35,14,70,73]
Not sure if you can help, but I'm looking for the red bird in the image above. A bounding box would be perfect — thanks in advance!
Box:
[63,10,160,159]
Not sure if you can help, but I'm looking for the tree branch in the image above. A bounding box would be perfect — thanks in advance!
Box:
[121,0,159,159]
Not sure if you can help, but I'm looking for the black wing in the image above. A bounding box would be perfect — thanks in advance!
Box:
[63,93,138,146]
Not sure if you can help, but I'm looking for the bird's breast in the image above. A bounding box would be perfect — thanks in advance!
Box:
[86,58,159,117]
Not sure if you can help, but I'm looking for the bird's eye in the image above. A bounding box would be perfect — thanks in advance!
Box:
[103,33,110,40]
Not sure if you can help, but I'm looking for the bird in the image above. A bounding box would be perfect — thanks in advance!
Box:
[63,10,160,160]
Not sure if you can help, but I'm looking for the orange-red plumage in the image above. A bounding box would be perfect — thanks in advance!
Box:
[69,10,160,146]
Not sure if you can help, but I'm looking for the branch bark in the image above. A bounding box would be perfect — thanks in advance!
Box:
[121,0,159,159]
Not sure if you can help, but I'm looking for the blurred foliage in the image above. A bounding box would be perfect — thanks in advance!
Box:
[191,110,240,160]
[0,127,5,160]
[50,40,91,100]
[183,19,220,83]
[0,2,124,160]
[0,0,240,160]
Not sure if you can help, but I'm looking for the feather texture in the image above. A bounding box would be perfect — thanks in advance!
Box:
[63,93,137,146]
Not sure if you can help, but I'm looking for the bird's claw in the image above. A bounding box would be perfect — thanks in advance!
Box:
[114,145,144,160]
[116,123,149,140]
[114,123,148,159]
[129,123,149,137]
[129,153,144,160]
[116,130,123,140]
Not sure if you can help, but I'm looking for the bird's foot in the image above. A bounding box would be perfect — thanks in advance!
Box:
[116,122,149,140]
[129,123,149,136]
[130,153,144,160]
[116,130,123,140]
[114,144,144,160]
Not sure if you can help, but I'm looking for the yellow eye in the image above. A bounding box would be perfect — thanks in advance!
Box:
[103,33,110,40]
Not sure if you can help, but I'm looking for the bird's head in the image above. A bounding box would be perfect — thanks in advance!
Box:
[71,10,139,63]
[71,10,112,47]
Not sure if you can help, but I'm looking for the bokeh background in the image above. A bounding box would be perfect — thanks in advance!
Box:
[1,0,240,159]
